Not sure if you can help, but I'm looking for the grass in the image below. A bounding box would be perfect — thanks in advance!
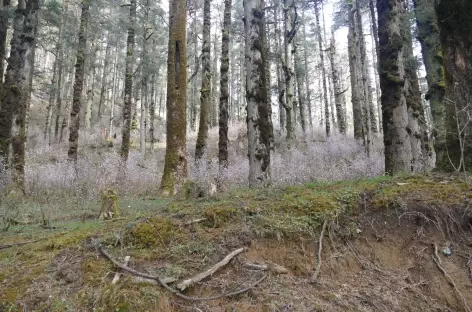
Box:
[0,173,470,311]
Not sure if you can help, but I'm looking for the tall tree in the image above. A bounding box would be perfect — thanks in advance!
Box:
[294,36,307,134]
[315,0,330,137]
[244,0,271,187]
[98,34,112,123]
[0,0,39,191]
[140,0,150,156]
[369,0,383,133]
[195,0,211,161]
[67,0,90,161]
[377,0,412,174]
[273,2,285,131]
[0,0,11,84]
[282,0,296,143]
[219,0,231,171]
[436,0,472,171]
[120,0,136,161]
[413,0,445,157]
[328,36,346,134]
[160,0,188,195]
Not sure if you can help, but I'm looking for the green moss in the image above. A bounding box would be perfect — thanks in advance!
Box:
[203,206,238,227]
[127,216,174,247]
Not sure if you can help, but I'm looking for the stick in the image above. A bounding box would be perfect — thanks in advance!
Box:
[0,238,43,250]
[99,245,265,301]
[183,218,207,226]
[134,276,177,285]
[112,256,130,284]
[432,244,472,312]
[311,220,328,283]
[242,261,288,274]
[177,247,247,291]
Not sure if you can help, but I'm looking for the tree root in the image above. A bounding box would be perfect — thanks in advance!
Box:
[432,243,472,312]
[242,261,288,274]
[311,219,328,283]
[99,244,266,301]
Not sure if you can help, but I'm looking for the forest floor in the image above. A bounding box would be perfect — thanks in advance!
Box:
[1,173,472,312]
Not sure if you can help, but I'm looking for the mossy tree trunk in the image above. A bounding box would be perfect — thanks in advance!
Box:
[282,0,296,143]
[0,0,39,192]
[244,0,271,187]
[377,0,412,174]
[195,0,211,162]
[109,50,118,138]
[219,0,231,171]
[67,0,89,162]
[328,36,346,134]
[413,0,445,164]
[436,0,472,171]
[348,4,363,141]
[210,32,219,128]
[120,0,136,162]
[263,12,274,147]
[0,0,11,85]
[54,0,68,143]
[294,36,308,134]
[273,2,285,131]
[369,0,383,133]
[160,0,188,196]
[189,11,198,132]
[314,0,330,137]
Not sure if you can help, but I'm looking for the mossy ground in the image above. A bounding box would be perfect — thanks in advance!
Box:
[1,174,471,311]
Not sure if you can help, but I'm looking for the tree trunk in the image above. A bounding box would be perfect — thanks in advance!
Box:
[120,0,136,161]
[294,37,307,134]
[328,36,346,134]
[369,0,383,133]
[315,0,330,137]
[98,34,111,123]
[264,11,274,147]
[195,0,211,161]
[0,0,11,84]
[219,0,231,171]
[109,49,118,138]
[348,4,363,141]
[149,71,156,152]
[436,0,472,171]
[413,0,445,163]
[283,0,296,143]
[67,0,89,162]
[189,12,198,132]
[377,0,412,174]
[140,0,150,156]
[210,32,219,127]
[160,0,188,196]
[356,0,373,154]
[273,2,285,131]
[244,0,271,187]
[301,6,312,130]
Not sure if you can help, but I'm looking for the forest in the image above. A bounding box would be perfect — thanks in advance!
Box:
[0,0,472,311]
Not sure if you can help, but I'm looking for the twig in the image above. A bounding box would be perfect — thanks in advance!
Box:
[242,261,288,274]
[0,238,43,250]
[99,245,265,301]
[183,218,207,226]
[432,243,472,312]
[177,247,247,291]
[311,220,328,283]
[112,255,130,284]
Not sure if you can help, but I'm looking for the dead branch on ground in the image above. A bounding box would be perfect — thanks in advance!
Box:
[0,238,43,250]
[99,244,266,301]
[311,219,328,283]
[242,261,288,274]
[112,255,130,284]
[177,247,247,291]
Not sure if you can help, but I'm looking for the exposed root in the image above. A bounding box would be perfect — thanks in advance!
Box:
[242,261,288,274]
[0,238,43,250]
[112,255,130,284]
[183,218,207,226]
[99,244,266,301]
[311,219,328,283]
[432,243,472,312]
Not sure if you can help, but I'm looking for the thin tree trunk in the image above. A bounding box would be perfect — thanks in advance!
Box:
[189,12,198,132]
[120,0,136,161]
[283,0,296,143]
[109,49,118,138]
[140,0,150,156]
[294,37,307,134]
[329,36,346,134]
[149,71,156,152]
[315,0,330,137]
[244,0,270,187]
[301,5,312,130]
[273,2,285,131]
[98,34,111,123]
[67,0,89,162]
[219,0,231,171]
[160,0,188,196]
[195,0,211,161]
[0,0,11,84]
[369,0,383,133]
[321,1,336,129]
[210,32,219,127]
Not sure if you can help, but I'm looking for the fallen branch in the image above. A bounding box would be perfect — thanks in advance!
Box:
[134,276,177,285]
[177,247,247,291]
[99,245,265,301]
[0,238,43,250]
[311,220,328,283]
[183,218,207,226]
[243,261,288,274]
[432,244,472,312]
[112,256,130,284]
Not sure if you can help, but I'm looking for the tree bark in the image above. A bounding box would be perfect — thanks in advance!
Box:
[98,34,111,123]
[328,36,346,134]
[377,0,412,174]
[210,32,219,127]
[273,2,285,131]
[283,0,296,143]
[315,0,330,137]
[160,0,188,196]
[149,71,156,152]
[0,0,11,85]
[120,0,136,161]
[219,0,231,170]
[195,0,211,161]
[67,0,89,162]
[109,49,118,138]
[369,0,383,133]
[301,5,312,130]
[294,37,307,134]
[244,0,271,187]
[140,0,150,156]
